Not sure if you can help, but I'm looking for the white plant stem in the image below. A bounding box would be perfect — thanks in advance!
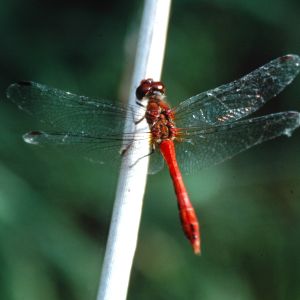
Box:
[96,1,171,300]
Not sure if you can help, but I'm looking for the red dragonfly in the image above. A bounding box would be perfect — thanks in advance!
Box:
[7,54,300,254]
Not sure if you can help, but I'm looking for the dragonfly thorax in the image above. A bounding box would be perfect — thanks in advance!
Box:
[146,95,177,145]
[136,78,176,144]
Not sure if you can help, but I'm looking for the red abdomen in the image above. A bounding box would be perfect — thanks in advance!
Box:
[159,140,201,254]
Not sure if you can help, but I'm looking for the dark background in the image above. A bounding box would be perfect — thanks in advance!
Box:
[1,0,300,299]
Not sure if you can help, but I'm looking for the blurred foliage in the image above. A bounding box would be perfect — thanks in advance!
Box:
[1,0,300,299]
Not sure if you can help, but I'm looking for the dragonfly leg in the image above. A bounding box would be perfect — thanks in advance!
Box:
[120,141,134,156]
[129,146,155,168]
[135,115,145,125]
[136,100,147,108]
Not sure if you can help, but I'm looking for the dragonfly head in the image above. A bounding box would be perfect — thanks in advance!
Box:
[136,78,165,100]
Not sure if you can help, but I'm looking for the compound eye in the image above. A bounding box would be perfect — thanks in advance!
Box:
[135,79,153,100]
[135,79,166,99]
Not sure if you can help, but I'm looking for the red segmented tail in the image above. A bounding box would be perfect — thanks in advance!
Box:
[159,140,201,254]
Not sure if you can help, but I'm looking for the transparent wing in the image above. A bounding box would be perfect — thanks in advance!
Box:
[7,81,152,166]
[6,81,145,136]
[22,129,163,173]
[22,130,152,167]
[148,148,164,175]
[174,55,300,128]
[175,111,300,174]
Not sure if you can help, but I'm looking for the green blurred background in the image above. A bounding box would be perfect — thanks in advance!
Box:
[1,0,300,299]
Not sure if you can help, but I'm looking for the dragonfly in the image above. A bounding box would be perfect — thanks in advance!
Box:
[7,54,300,254]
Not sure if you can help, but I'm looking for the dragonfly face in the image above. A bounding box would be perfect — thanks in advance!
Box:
[135,78,166,100]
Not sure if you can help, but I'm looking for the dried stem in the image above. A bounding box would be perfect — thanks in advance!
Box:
[96,1,171,300]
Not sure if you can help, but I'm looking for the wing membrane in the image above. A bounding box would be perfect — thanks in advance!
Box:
[175,55,300,128]
[6,81,142,136]
[175,111,300,174]
[22,130,134,165]
[7,81,152,165]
